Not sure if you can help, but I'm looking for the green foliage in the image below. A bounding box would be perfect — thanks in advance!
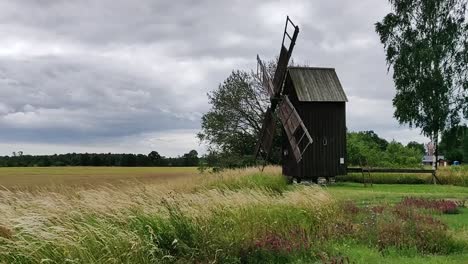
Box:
[347,131,422,167]
[464,133,468,163]
[375,0,468,163]
[198,62,285,169]
[439,124,468,162]
[197,71,270,155]
[406,141,425,155]
[347,131,383,166]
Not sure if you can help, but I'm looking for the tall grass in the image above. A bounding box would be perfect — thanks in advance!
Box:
[437,166,468,186]
[0,166,333,263]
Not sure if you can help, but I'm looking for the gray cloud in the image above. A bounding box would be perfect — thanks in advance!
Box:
[0,0,427,156]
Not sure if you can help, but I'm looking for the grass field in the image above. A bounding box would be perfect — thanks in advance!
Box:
[0,166,467,263]
[0,167,197,189]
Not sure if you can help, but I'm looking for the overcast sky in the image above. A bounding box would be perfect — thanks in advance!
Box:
[0,0,429,157]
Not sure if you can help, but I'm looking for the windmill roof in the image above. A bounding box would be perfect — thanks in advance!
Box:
[287,67,348,102]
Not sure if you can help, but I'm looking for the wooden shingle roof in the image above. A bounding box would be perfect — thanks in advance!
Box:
[287,67,348,102]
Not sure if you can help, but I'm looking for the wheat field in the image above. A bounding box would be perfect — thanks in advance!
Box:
[0,166,335,263]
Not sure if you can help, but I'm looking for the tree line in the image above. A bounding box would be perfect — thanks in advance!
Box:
[0,150,199,167]
[199,129,428,169]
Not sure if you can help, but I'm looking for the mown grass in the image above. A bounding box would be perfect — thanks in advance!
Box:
[0,166,467,263]
[327,182,468,205]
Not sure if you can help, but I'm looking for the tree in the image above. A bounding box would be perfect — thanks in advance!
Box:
[148,151,162,166]
[347,132,383,167]
[183,150,199,166]
[407,141,425,155]
[439,124,468,162]
[347,131,422,168]
[376,0,468,169]
[362,130,389,151]
[197,69,280,165]
[463,133,468,163]
[80,153,90,166]
[91,155,102,166]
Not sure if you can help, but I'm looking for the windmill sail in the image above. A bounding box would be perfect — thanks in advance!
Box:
[272,16,299,97]
[254,107,276,160]
[257,55,275,98]
[277,96,313,162]
[254,16,311,165]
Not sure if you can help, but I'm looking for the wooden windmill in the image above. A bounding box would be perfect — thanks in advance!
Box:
[255,16,348,182]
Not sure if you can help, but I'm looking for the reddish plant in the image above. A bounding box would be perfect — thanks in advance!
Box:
[398,197,459,214]
[341,201,360,215]
[370,205,385,214]
[253,228,310,253]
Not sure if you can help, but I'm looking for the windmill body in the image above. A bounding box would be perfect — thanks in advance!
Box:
[255,16,348,182]
[281,67,347,181]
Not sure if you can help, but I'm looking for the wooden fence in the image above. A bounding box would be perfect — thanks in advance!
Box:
[346,167,440,186]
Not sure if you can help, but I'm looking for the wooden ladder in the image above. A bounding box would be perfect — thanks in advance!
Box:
[361,167,373,187]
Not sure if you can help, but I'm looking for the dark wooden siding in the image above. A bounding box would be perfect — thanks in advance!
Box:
[282,74,346,180]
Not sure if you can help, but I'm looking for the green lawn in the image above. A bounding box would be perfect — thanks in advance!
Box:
[327,182,468,203]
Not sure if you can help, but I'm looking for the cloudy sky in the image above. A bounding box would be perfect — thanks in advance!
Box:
[0,0,428,157]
